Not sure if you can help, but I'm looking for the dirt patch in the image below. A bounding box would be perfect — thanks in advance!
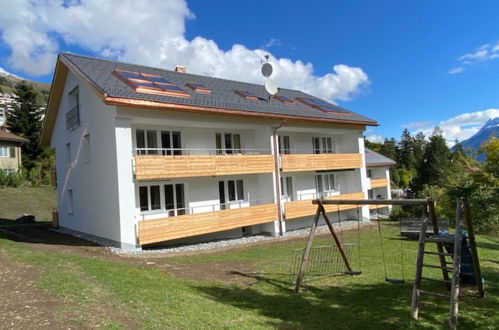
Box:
[161,260,259,285]
[0,251,68,330]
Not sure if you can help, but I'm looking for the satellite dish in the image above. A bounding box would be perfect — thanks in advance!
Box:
[265,78,278,95]
[261,62,273,77]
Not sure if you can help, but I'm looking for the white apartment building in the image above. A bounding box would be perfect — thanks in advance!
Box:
[41,53,379,250]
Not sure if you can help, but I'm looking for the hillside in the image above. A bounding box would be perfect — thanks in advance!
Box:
[0,71,50,104]
[457,117,499,160]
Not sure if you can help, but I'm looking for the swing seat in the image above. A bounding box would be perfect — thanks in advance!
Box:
[345,271,363,276]
[385,278,405,284]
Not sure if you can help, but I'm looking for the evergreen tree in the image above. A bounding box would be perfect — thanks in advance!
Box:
[380,138,398,161]
[418,127,452,188]
[397,128,416,169]
[6,81,44,171]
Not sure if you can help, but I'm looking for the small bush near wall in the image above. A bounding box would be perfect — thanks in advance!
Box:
[0,170,27,188]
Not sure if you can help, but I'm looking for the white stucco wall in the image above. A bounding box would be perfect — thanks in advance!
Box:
[52,72,123,246]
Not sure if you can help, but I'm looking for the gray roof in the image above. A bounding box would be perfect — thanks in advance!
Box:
[365,148,396,166]
[61,53,377,125]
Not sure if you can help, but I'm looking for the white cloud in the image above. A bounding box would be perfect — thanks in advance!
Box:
[403,109,499,144]
[0,0,369,102]
[448,67,464,75]
[365,134,385,143]
[450,41,499,74]
[263,38,283,49]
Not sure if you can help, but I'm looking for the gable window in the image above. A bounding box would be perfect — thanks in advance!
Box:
[216,133,241,154]
[82,134,91,163]
[66,86,80,131]
[315,172,336,197]
[278,135,291,154]
[312,137,333,154]
[67,189,74,214]
[65,143,72,167]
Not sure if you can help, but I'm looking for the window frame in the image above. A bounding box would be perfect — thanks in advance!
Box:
[138,181,187,216]
[315,172,337,197]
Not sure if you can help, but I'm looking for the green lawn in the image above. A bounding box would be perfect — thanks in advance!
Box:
[0,222,497,329]
[0,185,56,223]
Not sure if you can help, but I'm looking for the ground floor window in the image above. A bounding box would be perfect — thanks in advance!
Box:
[139,183,185,215]
[280,176,294,200]
[315,172,336,197]
[218,179,244,209]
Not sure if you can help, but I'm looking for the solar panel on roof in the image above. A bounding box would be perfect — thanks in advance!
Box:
[186,82,211,94]
[296,97,350,114]
[235,90,258,101]
[274,95,295,105]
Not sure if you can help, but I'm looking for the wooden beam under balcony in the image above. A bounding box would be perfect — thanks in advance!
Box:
[134,154,274,180]
[370,178,389,188]
[138,203,278,245]
[284,192,365,220]
[281,153,362,172]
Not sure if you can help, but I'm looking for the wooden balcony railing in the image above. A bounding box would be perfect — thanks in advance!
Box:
[370,178,389,188]
[284,192,365,220]
[281,153,362,172]
[134,154,274,180]
[138,203,278,245]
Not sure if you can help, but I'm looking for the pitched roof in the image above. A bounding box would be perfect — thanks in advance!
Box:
[41,53,378,145]
[365,148,396,167]
[0,128,28,143]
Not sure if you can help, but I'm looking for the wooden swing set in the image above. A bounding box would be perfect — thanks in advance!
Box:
[293,197,484,329]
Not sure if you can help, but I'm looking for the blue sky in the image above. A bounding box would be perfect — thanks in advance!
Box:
[0,0,498,142]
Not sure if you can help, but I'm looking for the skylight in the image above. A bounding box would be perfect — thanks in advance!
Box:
[296,97,351,114]
[186,82,211,94]
[113,69,190,98]
[274,95,295,105]
[235,90,258,101]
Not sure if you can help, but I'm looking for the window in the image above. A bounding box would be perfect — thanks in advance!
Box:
[367,169,372,178]
[296,97,351,115]
[65,143,71,167]
[216,133,241,154]
[2,169,15,174]
[0,108,4,125]
[274,95,295,105]
[139,185,161,212]
[368,189,374,199]
[280,176,294,200]
[219,180,244,209]
[136,129,182,155]
[186,82,211,94]
[312,137,333,154]
[139,183,186,216]
[113,69,190,98]
[82,134,91,163]
[234,90,258,101]
[0,146,12,157]
[165,184,185,216]
[315,173,336,197]
[67,189,74,214]
[279,136,290,154]
[66,86,80,131]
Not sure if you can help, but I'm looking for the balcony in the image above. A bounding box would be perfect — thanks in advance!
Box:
[137,199,278,245]
[134,148,274,180]
[370,178,389,188]
[281,151,362,172]
[284,192,365,220]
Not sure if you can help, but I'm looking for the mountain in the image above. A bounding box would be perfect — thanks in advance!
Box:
[0,68,50,103]
[457,117,499,161]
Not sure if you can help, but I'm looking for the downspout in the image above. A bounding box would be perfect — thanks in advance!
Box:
[271,120,286,236]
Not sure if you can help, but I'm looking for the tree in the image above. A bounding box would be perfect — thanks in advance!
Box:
[6,81,44,171]
[397,128,415,169]
[380,138,398,161]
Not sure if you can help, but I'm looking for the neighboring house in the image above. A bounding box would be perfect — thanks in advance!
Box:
[364,148,396,215]
[41,53,379,250]
[0,128,27,173]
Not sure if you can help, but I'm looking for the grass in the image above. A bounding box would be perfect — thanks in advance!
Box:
[0,222,498,329]
[0,185,56,223]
